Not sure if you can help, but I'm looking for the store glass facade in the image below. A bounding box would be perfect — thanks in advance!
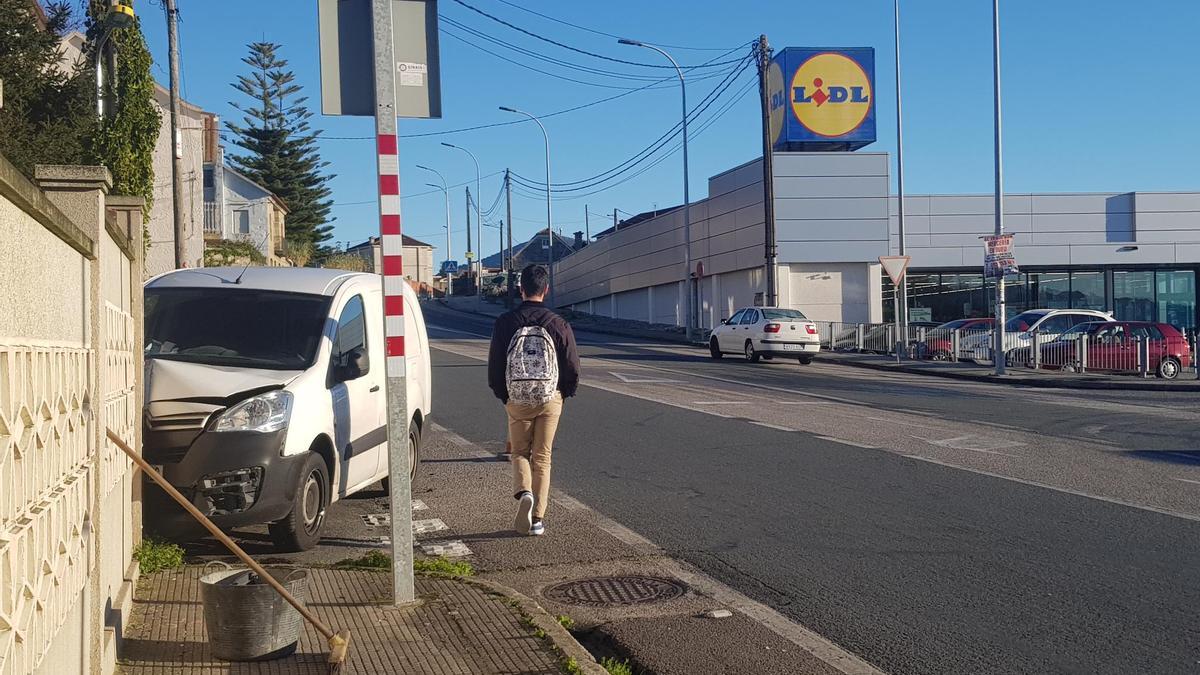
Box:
[884,268,1198,330]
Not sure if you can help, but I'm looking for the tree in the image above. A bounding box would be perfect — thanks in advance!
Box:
[0,1,95,176]
[226,42,334,251]
[321,253,367,272]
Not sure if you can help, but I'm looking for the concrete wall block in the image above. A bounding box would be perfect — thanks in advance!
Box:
[784,219,891,242]
[1069,243,1177,265]
[772,152,888,178]
[774,175,889,199]
[777,239,889,264]
[775,196,889,221]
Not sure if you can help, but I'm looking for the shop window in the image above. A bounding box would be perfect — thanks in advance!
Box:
[1030,272,1070,309]
[1113,271,1155,322]
[1070,272,1105,311]
[1157,270,1196,329]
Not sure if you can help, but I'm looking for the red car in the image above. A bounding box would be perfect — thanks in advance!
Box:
[1035,321,1192,379]
[917,318,995,361]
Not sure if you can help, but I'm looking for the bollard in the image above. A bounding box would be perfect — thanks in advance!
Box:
[1077,333,1088,373]
[1137,335,1151,378]
[1032,330,1041,370]
[856,324,865,352]
[951,329,960,362]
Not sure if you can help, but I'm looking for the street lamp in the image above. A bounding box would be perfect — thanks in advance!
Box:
[441,142,482,301]
[991,0,1007,376]
[418,165,452,297]
[500,106,555,306]
[95,2,136,118]
[619,39,693,342]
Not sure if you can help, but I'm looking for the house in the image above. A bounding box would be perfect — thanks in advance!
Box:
[479,228,583,272]
[58,31,208,275]
[345,234,435,287]
[202,116,289,266]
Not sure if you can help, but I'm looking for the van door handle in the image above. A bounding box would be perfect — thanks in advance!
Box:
[369,385,381,392]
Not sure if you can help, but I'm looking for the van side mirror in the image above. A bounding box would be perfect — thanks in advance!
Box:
[336,347,370,382]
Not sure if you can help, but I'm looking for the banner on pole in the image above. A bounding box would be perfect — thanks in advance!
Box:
[983,234,1019,279]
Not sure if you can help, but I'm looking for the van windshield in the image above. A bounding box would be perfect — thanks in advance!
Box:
[145,288,331,370]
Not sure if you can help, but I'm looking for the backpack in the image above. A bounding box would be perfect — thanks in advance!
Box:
[506,324,559,405]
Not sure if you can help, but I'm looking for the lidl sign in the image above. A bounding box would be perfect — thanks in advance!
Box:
[769,48,876,151]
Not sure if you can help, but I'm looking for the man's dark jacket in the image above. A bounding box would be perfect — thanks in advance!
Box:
[488,301,581,403]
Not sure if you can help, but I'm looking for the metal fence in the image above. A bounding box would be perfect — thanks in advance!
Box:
[814,321,1199,379]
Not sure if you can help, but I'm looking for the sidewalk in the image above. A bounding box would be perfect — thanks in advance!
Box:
[119,566,604,674]
[818,350,1200,391]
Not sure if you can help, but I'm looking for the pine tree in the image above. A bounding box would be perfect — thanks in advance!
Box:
[0,1,95,176]
[226,42,334,250]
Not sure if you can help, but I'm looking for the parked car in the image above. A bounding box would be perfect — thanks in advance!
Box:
[959,308,1114,365]
[1016,321,1191,379]
[914,318,995,360]
[141,267,432,551]
[710,307,820,364]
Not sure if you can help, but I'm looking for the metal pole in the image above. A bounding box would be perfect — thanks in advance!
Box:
[371,0,413,606]
[166,0,187,269]
[894,0,909,352]
[585,205,590,243]
[992,0,1007,376]
[442,143,481,299]
[464,187,473,293]
[505,169,514,306]
[756,34,779,308]
[614,208,618,231]
[499,107,553,306]
[620,39,693,340]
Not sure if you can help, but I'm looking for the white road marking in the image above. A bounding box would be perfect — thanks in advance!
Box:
[750,421,795,432]
[419,540,472,558]
[920,435,1025,456]
[609,370,683,384]
[779,401,833,405]
[693,401,752,405]
[1173,478,1200,486]
[815,436,878,450]
[429,325,490,338]
[905,455,1200,523]
[412,518,449,535]
[412,499,428,511]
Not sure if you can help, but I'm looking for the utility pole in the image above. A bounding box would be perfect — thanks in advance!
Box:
[584,205,590,243]
[465,186,473,294]
[756,34,778,307]
[992,0,1007,376]
[613,208,617,231]
[165,0,187,268]
[505,168,514,305]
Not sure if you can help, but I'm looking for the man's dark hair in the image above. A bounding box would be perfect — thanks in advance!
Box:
[520,264,550,297]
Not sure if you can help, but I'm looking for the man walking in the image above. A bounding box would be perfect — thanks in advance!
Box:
[488,265,580,536]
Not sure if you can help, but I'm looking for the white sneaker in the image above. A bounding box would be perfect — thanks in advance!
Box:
[514,492,534,535]
[530,520,545,536]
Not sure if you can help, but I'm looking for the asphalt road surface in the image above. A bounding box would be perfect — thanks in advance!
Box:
[421,301,1200,675]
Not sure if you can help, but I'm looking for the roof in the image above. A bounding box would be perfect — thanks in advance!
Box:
[218,164,290,213]
[146,267,373,296]
[347,234,433,251]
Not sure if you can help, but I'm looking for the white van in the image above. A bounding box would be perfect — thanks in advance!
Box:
[141,267,431,551]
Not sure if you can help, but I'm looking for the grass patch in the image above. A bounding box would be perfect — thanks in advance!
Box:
[556,614,575,630]
[133,539,184,574]
[599,657,633,675]
[560,656,583,675]
[414,557,475,577]
[334,550,392,570]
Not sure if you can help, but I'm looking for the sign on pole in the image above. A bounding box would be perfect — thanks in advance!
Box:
[318,0,442,607]
[879,255,910,285]
[983,233,1018,279]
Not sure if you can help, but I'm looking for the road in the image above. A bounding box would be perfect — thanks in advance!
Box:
[421,300,1200,675]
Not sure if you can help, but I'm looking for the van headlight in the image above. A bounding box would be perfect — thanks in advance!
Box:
[213,391,293,433]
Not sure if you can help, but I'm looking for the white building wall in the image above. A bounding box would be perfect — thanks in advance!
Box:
[146,88,206,276]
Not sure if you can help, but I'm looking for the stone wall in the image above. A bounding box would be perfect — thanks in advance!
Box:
[0,159,143,675]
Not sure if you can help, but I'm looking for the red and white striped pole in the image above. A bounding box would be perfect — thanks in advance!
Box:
[371,0,414,606]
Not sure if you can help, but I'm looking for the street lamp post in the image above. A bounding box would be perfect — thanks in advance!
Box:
[991,0,1007,376]
[418,165,452,297]
[442,142,482,302]
[894,0,910,356]
[619,39,693,342]
[500,106,554,306]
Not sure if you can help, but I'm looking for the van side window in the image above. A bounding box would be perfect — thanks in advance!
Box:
[332,295,367,368]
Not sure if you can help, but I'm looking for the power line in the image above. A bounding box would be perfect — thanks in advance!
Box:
[450,0,748,70]
[330,170,505,207]
[491,0,743,52]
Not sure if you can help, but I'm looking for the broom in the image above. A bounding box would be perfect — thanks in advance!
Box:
[106,428,352,672]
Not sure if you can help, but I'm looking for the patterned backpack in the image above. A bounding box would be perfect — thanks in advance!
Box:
[506,325,559,405]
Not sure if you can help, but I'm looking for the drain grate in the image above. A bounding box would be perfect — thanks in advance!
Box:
[543,575,687,607]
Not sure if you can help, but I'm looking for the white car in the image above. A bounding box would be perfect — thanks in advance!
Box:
[710,307,820,364]
[960,308,1114,365]
[141,267,432,551]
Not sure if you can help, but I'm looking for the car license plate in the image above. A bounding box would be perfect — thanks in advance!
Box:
[783,344,802,351]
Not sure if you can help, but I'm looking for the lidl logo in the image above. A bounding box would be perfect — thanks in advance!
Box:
[789,52,872,138]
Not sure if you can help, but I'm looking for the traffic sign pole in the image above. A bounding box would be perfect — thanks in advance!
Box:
[880,256,910,362]
[371,0,414,606]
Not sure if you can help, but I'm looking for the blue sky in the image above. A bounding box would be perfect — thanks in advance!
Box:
[137,1,1200,263]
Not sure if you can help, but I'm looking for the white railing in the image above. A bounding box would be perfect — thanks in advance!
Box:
[203,202,221,235]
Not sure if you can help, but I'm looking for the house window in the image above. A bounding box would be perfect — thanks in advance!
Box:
[236,210,250,234]
[203,167,213,189]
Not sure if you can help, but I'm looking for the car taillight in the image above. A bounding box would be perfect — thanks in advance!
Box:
[805,324,818,335]
[764,323,781,333]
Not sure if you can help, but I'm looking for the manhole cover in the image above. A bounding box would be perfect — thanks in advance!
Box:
[543,575,687,607]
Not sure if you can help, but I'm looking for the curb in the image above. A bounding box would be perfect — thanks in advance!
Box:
[462,576,608,675]
[818,353,1200,392]
[434,298,702,346]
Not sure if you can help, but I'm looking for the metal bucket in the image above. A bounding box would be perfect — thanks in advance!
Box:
[199,563,309,661]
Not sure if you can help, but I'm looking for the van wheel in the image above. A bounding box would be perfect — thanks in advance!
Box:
[380,420,422,494]
[1157,357,1181,380]
[269,453,328,552]
[709,338,723,360]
